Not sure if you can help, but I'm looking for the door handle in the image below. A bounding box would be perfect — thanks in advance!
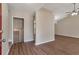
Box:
[0,39,6,42]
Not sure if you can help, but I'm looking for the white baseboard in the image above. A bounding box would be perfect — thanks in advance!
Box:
[35,39,55,45]
[56,34,79,38]
[24,39,34,42]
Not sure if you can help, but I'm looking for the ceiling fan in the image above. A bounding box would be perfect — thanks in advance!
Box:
[66,3,79,16]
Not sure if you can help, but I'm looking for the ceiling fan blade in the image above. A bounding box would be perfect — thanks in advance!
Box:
[77,11,79,15]
[77,8,79,11]
[77,8,79,9]
[65,12,71,13]
[65,12,72,16]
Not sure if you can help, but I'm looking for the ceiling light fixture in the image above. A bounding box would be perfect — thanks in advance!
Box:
[66,3,79,16]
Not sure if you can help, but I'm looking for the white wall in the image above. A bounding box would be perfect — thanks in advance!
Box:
[56,15,79,38]
[2,3,9,55]
[36,8,55,45]
[9,10,34,43]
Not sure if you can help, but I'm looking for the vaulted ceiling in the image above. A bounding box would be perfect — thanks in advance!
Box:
[8,3,79,21]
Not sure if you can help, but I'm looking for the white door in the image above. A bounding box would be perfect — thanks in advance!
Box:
[2,4,9,55]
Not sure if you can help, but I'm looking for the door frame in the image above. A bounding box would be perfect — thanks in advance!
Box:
[12,16,24,44]
[0,3,2,55]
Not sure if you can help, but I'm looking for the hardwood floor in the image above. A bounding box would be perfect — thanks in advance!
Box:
[9,35,79,55]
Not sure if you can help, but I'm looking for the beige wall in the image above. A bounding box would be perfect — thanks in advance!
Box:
[9,7,55,45]
[36,8,55,45]
[9,11,34,43]
[56,15,79,38]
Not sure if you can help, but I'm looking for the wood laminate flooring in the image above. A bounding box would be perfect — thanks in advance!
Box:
[9,35,79,55]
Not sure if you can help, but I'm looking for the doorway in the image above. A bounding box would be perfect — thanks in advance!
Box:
[13,17,24,44]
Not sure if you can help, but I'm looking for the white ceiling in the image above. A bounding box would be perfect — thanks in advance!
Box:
[8,3,79,20]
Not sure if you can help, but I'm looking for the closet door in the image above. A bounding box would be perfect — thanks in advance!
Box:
[13,17,24,44]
